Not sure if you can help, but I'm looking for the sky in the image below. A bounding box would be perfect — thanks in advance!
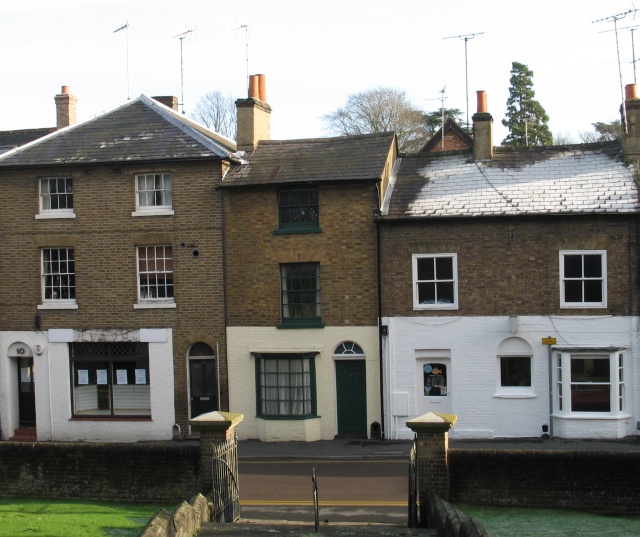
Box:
[2,0,639,144]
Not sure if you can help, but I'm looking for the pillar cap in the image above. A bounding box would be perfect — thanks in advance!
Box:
[406,412,457,433]
[189,411,244,431]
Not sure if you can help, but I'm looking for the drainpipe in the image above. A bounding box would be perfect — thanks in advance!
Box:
[375,216,386,440]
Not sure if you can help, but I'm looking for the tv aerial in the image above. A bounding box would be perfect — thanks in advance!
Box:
[232,23,250,91]
[113,22,130,100]
[173,28,196,114]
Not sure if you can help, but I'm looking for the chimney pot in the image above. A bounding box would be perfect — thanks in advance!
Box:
[248,75,259,100]
[477,90,487,113]
[257,74,266,102]
[626,84,638,100]
[61,85,70,95]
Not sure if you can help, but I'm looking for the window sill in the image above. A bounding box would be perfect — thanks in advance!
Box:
[36,212,76,220]
[560,303,607,309]
[414,305,458,310]
[70,416,152,421]
[277,320,325,329]
[274,227,322,235]
[38,302,78,310]
[134,302,176,309]
[131,209,174,217]
[552,413,631,420]
[493,391,537,399]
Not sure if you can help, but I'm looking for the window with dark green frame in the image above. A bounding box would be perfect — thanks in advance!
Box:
[280,262,323,328]
[277,187,320,233]
[255,353,317,418]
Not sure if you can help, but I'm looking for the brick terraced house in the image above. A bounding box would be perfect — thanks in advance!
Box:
[221,80,397,441]
[0,89,239,441]
[378,90,640,440]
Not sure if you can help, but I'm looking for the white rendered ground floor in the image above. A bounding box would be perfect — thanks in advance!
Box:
[382,315,639,440]
[0,328,176,442]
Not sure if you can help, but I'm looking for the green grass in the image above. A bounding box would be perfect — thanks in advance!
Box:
[457,503,640,537]
[0,498,175,537]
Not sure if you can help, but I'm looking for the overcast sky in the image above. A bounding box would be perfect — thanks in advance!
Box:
[2,0,638,144]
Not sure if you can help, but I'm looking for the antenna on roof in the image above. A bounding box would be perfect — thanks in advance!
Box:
[426,88,449,151]
[443,31,485,130]
[113,22,130,100]
[173,28,196,114]
[594,7,639,114]
[232,24,250,91]
[600,23,640,83]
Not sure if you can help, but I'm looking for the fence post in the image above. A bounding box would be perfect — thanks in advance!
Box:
[190,411,244,492]
[406,412,457,525]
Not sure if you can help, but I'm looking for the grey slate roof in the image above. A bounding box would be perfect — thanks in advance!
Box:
[0,128,56,155]
[0,95,238,167]
[383,143,640,218]
[220,132,396,187]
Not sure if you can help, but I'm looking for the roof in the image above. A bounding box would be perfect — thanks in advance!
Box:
[0,95,238,168]
[220,132,396,188]
[0,128,56,155]
[382,142,640,219]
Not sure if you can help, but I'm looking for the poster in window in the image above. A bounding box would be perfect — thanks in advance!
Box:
[423,363,447,396]
[77,370,89,385]
[97,369,108,385]
[116,369,128,385]
[135,369,147,385]
[20,367,31,383]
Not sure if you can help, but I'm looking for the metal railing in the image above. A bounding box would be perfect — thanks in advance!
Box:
[211,433,240,523]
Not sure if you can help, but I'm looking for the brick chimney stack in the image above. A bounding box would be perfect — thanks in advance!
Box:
[472,90,493,160]
[54,85,78,129]
[623,83,640,165]
[152,96,179,111]
[235,74,271,152]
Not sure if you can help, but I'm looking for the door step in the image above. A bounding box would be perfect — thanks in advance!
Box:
[9,426,37,441]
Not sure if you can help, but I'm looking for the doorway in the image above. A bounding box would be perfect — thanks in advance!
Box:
[415,358,452,416]
[18,357,36,426]
[335,360,367,436]
[188,343,218,419]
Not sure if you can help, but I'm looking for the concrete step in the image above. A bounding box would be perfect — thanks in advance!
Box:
[197,520,437,536]
[9,426,36,441]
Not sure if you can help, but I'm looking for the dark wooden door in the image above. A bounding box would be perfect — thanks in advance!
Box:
[18,357,36,425]
[336,360,367,436]
[190,359,218,418]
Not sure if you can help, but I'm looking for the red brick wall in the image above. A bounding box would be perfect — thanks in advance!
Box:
[379,215,638,317]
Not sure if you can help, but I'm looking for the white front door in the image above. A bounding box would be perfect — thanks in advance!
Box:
[416,358,452,415]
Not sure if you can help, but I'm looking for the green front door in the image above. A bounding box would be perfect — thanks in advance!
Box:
[336,360,367,436]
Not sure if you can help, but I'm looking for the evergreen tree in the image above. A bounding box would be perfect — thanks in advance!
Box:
[502,62,553,147]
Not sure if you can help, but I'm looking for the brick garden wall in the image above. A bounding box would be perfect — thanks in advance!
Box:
[0,442,200,503]
[449,449,640,514]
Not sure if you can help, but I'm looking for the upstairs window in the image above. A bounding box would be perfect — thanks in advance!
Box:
[277,187,320,233]
[560,251,607,308]
[413,254,458,310]
[135,173,172,213]
[39,178,74,217]
[42,248,76,302]
[137,246,174,302]
[280,262,323,327]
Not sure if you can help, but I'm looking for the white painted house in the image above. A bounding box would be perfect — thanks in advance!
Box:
[378,90,640,440]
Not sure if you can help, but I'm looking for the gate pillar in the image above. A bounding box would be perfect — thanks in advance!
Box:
[406,412,457,525]
[190,411,244,492]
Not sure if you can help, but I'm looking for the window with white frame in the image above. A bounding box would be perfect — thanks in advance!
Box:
[413,254,458,309]
[135,173,172,211]
[495,337,534,397]
[137,246,174,302]
[500,356,531,387]
[39,178,74,215]
[555,351,625,415]
[42,248,76,302]
[70,342,150,418]
[559,251,607,308]
[255,353,317,418]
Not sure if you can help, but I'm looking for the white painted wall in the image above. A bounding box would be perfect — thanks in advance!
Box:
[382,315,639,440]
[227,326,381,442]
[0,329,175,442]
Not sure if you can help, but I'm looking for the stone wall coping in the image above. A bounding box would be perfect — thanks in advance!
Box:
[189,411,244,431]
[406,412,458,433]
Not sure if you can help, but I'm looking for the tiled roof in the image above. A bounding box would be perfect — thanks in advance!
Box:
[220,132,396,187]
[0,128,56,155]
[383,143,640,218]
[0,95,237,167]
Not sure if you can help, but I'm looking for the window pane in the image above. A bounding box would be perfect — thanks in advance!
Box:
[436,282,454,304]
[435,257,453,279]
[564,255,582,278]
[564,280,583,303]
[417,258,435,281]
[583,255,602,278]
[571,385,610,412]
[571,358,610,382]
[500,356,531,386]
[583,280,603,303]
